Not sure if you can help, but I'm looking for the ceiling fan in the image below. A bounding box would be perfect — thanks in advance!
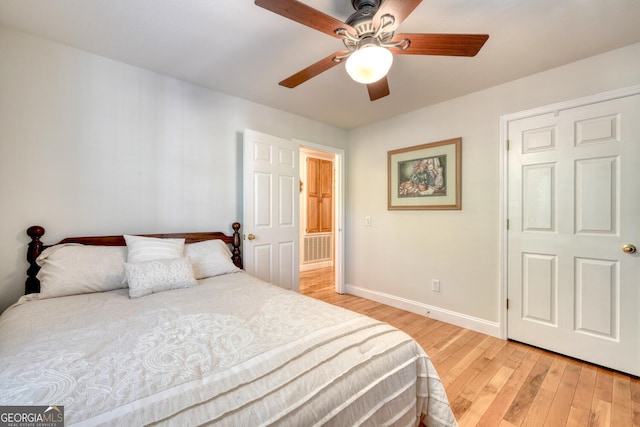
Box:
[254,0,489,101]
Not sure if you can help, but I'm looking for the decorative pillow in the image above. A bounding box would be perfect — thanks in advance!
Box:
[125,258,197,299]
[185,240,241,279]
[36,244,127,298]
[123,235,185,263]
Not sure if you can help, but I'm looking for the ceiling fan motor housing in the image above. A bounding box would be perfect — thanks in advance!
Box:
[351,0,380,10]
[347,0,381,29]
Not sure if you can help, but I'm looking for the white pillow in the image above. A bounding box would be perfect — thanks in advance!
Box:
[124,235,185,263]
[36,244,127,298]
[125,258,197,299]
[185,240,241,279]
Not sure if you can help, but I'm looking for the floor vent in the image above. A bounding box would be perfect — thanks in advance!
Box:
[303,233,332,263]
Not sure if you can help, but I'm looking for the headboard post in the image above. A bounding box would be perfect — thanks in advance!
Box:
[231,222,243,269]
[26,225,45,295]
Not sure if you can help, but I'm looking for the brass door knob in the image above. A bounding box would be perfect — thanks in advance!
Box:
[247,233,256,241]
[622,244,637,254]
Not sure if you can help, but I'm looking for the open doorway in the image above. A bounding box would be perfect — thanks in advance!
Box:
[300,148,334,271]
[297,141,345,295]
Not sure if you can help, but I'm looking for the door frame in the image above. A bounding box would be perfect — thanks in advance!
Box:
[294,139,346,294]
[499,84,640,340]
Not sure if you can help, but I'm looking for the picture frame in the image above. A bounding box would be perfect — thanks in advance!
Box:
[388,137,462,210]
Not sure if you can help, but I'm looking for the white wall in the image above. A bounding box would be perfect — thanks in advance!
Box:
[345,42,640,336]
[0,27,347,312]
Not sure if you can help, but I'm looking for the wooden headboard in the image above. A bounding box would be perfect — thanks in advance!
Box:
[25,222,242,295]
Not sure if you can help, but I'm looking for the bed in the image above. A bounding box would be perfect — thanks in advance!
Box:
[0,223,457,426]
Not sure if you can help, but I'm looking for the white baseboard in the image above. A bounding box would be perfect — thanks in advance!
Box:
[300,260,333,272]
[345,284,501,338]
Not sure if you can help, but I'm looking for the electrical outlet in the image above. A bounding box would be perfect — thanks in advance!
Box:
[365,216,371,226]
[432,279,440,292]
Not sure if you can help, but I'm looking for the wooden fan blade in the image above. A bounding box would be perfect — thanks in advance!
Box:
[255,0,354,38]
[374,0,422,30]
[367,77,390,101]
[391,33,489,56]
[279,51,348,88]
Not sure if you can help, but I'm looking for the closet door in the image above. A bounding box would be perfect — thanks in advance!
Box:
[318,159,333,233]
[306,158,333,233]
[306,158,320,233]
[507,94,640,376]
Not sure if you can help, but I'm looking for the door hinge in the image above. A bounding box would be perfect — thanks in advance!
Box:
[506,299,510,310]
[506,219,510,230]
[506,139,510,151]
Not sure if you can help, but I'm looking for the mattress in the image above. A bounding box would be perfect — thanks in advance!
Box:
[0,272,456,426]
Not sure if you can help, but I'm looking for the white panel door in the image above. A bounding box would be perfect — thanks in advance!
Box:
[243,129,299,291]
[507,94,640,376]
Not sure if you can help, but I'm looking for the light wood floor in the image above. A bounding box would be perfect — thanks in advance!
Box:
[300,267,640,427]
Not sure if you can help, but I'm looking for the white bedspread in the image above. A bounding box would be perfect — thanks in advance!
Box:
[0,272,456,426]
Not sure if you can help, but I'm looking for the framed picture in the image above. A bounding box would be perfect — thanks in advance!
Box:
[388,137,461,210]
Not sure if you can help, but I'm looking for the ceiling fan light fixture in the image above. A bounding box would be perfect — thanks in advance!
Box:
[345,45,393,84]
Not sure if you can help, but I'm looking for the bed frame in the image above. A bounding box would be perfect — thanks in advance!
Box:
[25,223,243,295]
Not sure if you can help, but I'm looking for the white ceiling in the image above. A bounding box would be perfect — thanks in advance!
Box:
[1,0,640,129]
